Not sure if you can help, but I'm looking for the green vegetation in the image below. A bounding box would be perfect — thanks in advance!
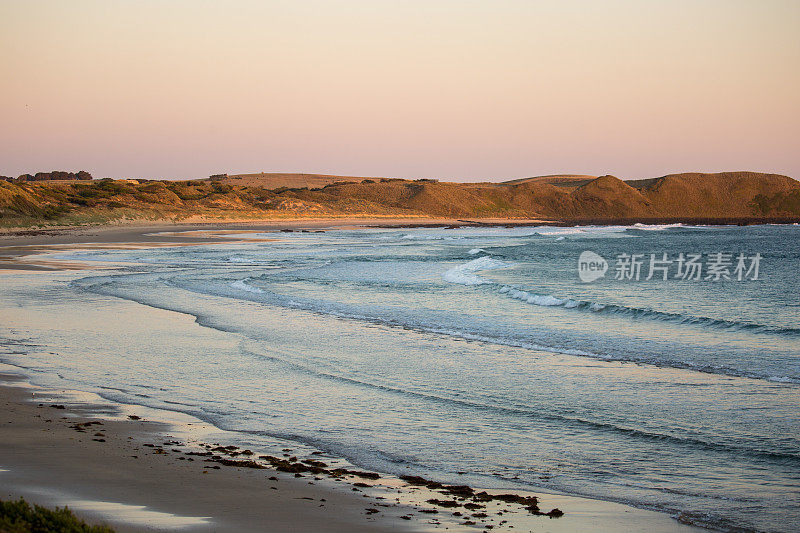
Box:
[0,498,114,533]
[752,190,800,216]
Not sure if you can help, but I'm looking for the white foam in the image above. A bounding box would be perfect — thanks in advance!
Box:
[230,278,263,293]
[768,375,799,384]
[468,248,486,255]
[632,223,684,231]
[402,233,456,240]
[529,294,566,306]
[498,286,566,306]
[535,228,588,236]
[442,256,511,285]
[399,225,636,241]
[534,226,631,238]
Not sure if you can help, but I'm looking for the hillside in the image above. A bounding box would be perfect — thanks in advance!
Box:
[1,171,798,227]
[219,173,372,189]
[499,174,597,188]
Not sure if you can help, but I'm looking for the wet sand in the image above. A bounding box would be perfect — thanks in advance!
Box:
[0,374,427,532]
[0,372,703,533]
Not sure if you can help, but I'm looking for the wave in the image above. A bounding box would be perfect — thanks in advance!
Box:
[442,256,511,285]
[424,323,799,385]
[402,233,459,241]
[630,223,685,231]
[436,256,799,338]
[181,277,800,385]
[499,286,566,306]
[77,270,800,386]
[232,346,800,463]
[496,285,800,337]
[401,226,635,241]
[230,278,264,293]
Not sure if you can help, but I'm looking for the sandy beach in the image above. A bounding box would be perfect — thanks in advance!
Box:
[4,0,797,528]
[0,221,709,532]
[0,370,702,533]
[1,370,455,532]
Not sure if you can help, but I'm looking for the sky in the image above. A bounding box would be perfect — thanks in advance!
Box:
[1,0,799,181]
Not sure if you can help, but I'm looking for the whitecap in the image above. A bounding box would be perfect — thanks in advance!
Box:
[768,375,799,384]
[403,233,456,241]
[631,223,684,231]
[498,285,566,306]
[230,278,263,293]
[442,256,511,285]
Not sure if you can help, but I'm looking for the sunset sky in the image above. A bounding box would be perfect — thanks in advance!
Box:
[1,0,798,181]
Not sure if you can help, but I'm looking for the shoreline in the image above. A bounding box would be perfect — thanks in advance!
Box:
[1,217,797,270]
[0,369,424,532]
[1,226,711,532]
[2,213,799,238]
[0,365,703,533]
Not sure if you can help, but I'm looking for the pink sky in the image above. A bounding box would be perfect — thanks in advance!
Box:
[1,0,798,181]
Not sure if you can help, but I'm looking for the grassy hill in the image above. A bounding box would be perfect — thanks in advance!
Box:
[1,171,798,227]
[219,173,371,189]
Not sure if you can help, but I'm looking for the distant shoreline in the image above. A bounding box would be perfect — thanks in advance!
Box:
[383,216,800,228]
[2,217,798,269]
[1,215,799,239]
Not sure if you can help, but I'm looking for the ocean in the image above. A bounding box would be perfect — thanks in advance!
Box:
[1,224,798,532]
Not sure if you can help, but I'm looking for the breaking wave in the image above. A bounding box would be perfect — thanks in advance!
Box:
[442,256,511,285]
[230,278,264,293]
[496,285,800,337]
[439,257,799,338]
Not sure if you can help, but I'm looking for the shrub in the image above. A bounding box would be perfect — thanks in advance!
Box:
[211,182,233,194]
[0,497,115,532]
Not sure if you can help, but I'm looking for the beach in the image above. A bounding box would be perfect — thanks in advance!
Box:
[4,0,797,529]
[0,371,404,533]
[1,221,796,532]
[0,361,701,533]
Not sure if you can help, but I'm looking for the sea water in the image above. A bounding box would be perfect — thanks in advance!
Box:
[1,224,798,532]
